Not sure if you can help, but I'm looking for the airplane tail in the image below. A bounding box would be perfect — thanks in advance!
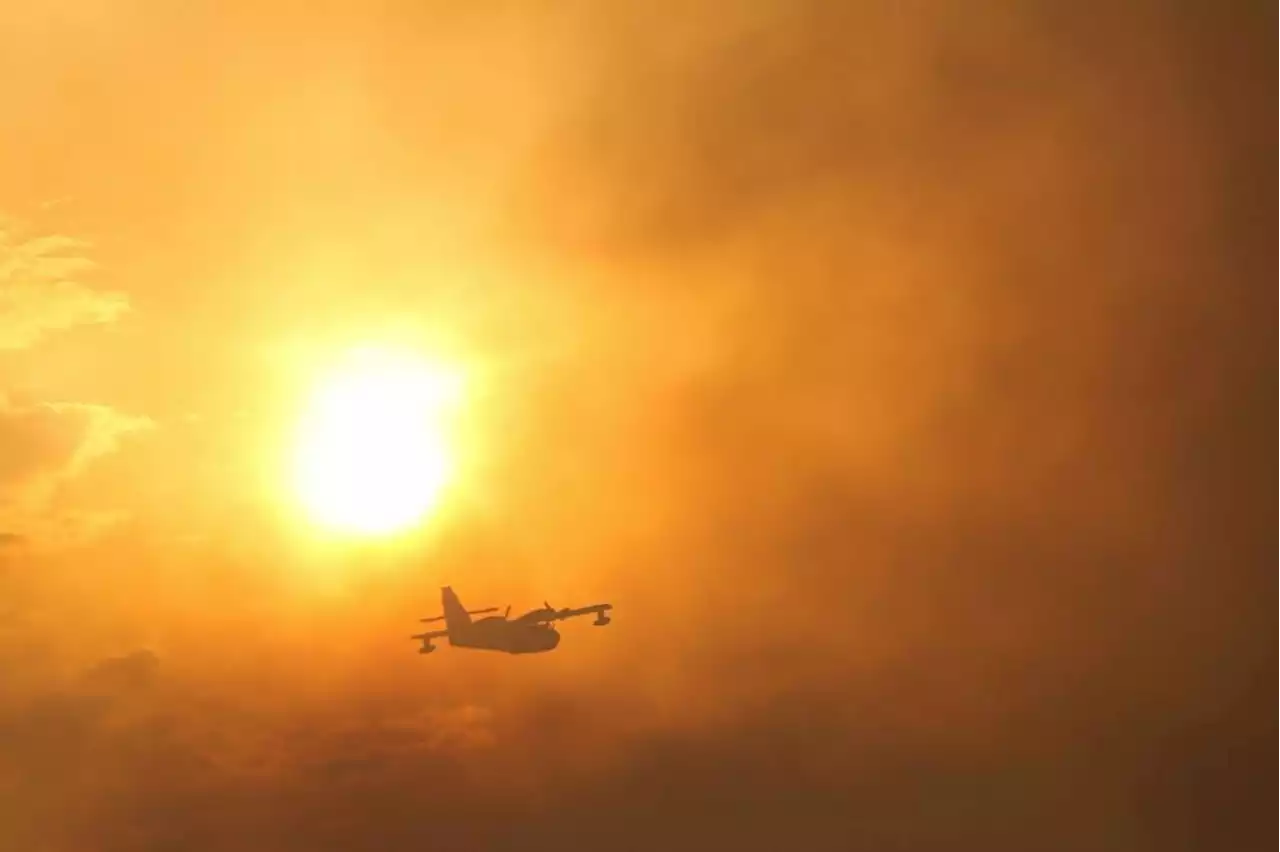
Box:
[441,586,472,633]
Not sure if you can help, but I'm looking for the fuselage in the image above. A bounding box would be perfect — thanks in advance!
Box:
[449,616,561,654]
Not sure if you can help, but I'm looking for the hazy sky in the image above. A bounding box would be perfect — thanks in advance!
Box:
[0,2,1272,850]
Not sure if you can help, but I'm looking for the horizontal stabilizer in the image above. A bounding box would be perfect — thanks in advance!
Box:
[421,606,498,624]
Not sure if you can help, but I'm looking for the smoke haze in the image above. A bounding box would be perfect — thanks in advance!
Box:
[0,1,1272,850]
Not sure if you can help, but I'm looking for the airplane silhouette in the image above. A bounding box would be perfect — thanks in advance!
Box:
[410,586,613,655]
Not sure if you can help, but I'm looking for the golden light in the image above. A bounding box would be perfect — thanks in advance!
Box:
[292,346,465,535]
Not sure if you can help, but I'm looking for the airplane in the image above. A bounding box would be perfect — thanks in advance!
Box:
[410,586,613,655]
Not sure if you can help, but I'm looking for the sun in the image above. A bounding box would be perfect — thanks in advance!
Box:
[292,346,464,535]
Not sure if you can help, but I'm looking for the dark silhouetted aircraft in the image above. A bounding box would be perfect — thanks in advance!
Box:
[410,586,613,655]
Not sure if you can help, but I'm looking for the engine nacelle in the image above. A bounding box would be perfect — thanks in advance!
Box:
[418,642,437,654]
[593,615,612,626]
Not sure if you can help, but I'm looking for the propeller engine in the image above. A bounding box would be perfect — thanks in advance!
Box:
[529,601,560,626]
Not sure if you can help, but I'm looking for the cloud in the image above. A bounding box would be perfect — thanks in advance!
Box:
[0,214,146,540]
[0,216,130,350]
[81,648,161,694]
[0,646,517,852]
[0,647,171,851]
[0,394,153,541]
[0,395,153,486]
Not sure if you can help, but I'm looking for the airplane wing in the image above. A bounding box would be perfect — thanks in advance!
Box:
[409,628,449,641]
[547,603,613,622]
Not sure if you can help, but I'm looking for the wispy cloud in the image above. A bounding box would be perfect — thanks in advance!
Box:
[0,214,146,541]
[0,395,153,541]
[0,216,130,350]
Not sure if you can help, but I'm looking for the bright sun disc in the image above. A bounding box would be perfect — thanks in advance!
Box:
[292,347,463,535]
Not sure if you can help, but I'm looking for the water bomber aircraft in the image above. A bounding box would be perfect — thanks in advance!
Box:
[411,586,613,655]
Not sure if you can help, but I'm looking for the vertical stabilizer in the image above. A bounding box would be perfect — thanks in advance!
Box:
[441,586,471,633]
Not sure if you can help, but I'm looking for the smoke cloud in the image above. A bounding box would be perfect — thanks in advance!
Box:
[0,1,1270,850]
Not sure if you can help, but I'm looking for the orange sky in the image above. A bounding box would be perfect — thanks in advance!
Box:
[0,2,1271,850]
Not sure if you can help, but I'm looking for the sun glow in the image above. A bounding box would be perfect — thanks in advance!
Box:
[292,346,464,535]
